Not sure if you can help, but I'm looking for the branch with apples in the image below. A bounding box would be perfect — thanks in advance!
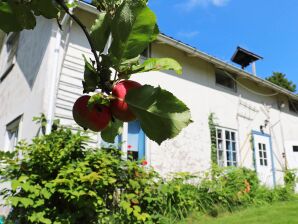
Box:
[0,0,192,145]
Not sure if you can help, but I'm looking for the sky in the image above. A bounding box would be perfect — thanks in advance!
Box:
[148,0,298,87]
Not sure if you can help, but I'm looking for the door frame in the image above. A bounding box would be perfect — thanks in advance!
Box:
[252,130,276,187]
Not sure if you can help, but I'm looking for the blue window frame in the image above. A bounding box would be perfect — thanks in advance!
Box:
[127,120,145,160]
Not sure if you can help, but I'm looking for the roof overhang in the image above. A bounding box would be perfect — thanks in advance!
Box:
[77,2,298,102]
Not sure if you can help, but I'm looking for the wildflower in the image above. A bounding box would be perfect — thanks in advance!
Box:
[141,160,148,166]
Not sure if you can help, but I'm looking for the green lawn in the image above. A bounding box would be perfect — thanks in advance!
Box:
[180,200,298,224]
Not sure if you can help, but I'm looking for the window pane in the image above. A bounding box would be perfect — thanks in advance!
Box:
[259,151,263,158]
[264,159,268,166]
[226,140,230,150]
[215,69,236,90]
[225,131,230,140]
[217,140,223,149]
[260,159,263,166]
[217,129,222,139]
[226,150,231,161]
[263,152,267,159]
[232,152,237,162]
[231,132,235,141]
[232,142,236,152]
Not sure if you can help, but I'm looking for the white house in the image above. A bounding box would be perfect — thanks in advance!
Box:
[1,1,298,192]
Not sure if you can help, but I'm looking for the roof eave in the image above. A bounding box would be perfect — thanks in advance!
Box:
[77,3,298,101]
[157,34,298,101]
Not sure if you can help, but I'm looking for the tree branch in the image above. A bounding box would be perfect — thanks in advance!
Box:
[55,0,101,71]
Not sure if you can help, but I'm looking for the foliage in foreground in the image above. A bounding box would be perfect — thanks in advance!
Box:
[0,127,296,223]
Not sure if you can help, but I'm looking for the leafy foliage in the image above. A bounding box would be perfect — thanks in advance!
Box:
[266,72,297,93]
[0,0,192,145]
[0,127,161,223]
[0,129,295,223]
[208,113,217,164]
[125,85,192,144]
[0,0,58,33]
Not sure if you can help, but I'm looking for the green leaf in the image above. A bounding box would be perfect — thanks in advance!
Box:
[41,188,51,199]
[125,85,192,144]
[0,2,35,33]
[87,93,110,110]
[31,0,59,19]
[110,1,158,64]
[133,58,183,75]
[90,12,112,53]
[101,119,123,143]
[83,55,99,93]
[11,180,21,191]
[19,197,34,208]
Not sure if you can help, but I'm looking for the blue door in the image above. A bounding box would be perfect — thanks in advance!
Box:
[127,120,145,160]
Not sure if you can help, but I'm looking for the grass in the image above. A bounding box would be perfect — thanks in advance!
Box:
[180,200,298,224]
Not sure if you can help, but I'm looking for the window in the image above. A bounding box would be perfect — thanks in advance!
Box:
[100,120,146,161]
[258,143,268,166]
[140,44,151,59]
[215,69,237,91]
[293,146,298,152]
[5,117,21,151]
[216,127,237,167]
[127,120,145,160]
[289,100,298,114]
[0,32,19,81]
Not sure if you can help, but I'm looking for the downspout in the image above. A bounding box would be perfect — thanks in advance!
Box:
[46,1,73,134]
[269,134,276,188]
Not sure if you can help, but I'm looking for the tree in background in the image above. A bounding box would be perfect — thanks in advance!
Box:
[266,72,296,93]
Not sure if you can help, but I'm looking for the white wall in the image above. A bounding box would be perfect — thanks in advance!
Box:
[0,18,56,149]
[131,43,298,182]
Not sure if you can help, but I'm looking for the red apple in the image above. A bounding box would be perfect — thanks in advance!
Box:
[110,80,142,122]
[72,95,111,132]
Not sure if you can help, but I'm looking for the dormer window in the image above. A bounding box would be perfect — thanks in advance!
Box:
[289,100,298,114]
[215,69,237,92]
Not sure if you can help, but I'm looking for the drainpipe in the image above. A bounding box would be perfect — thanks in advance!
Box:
[45,1,73,134]
[268,128,277,187]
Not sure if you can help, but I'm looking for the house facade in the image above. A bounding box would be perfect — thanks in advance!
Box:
[1,1,298,192]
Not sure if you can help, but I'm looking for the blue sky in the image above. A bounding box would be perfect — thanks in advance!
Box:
[149,0,298,87]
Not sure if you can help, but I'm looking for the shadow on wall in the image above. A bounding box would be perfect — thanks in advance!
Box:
[16,18,53,89]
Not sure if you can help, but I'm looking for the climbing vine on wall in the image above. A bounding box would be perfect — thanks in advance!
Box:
[208,113,217,164]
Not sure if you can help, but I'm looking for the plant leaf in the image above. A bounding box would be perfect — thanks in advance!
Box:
[101,119,123,143]
[125,85,192,144]
[133,58,182,75]
[110,1,158,64]
[83,55,99,93]
[31,0,59,19]
[0,2,35,33]
[87,93,110,109]
[90,12,112,53]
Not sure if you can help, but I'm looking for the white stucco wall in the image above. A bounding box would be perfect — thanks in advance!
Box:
[49,9,298,183]
[131,43,298,183]
[0,18,58,149]
[2,9,297,187]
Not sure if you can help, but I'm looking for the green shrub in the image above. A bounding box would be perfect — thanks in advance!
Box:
[284,169,297,191]
[0,127,295,223]
[0,128,162,224]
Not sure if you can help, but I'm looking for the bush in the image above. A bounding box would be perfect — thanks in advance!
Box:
[0,128,162,224]
[0,126,295,223]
